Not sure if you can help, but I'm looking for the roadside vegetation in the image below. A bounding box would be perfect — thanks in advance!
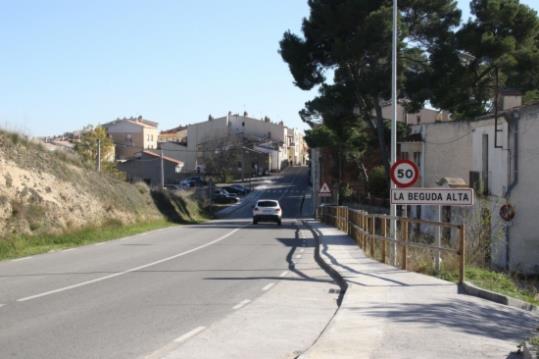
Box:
[0,129,210,261]
[0,219,173,260]
[441,266,539,306]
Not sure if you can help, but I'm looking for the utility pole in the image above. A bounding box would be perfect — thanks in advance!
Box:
[160,149,165,190]
[241,149,245,183]
[96,139,101,173]
[390,0,398,265]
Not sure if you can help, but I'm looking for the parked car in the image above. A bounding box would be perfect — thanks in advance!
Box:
[252,199,282,225]
[164,184,182,191]
[180,176,208,188]
[222,185,249,195]
[212,190,240,204]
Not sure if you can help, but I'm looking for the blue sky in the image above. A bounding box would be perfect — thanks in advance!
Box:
[1,0,538,137]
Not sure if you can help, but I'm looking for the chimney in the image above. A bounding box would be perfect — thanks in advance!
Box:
[499,89,522,110]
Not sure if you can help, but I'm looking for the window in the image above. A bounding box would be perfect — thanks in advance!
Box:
[413,152,421,170]
[399,152,409,160]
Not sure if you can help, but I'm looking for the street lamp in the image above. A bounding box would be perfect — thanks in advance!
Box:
[390,0,398,265]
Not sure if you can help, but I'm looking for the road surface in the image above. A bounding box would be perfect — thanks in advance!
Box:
[0,167,338,359]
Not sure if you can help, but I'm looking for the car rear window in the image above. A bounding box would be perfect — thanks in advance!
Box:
[257,201,278,207]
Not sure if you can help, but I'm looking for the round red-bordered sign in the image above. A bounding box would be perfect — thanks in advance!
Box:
[390,160,419,188]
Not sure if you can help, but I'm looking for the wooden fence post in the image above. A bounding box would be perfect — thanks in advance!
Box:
[401,218,408,270]
[382,217,387,263]
[370,216,375,257]
[459,224,466,284]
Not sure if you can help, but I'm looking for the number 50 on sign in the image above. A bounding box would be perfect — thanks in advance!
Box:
[390,160,419,188]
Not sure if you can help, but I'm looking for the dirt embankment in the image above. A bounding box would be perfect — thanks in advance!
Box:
[0,131,202,239]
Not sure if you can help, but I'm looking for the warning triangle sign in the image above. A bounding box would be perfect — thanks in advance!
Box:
[320,182,331,193]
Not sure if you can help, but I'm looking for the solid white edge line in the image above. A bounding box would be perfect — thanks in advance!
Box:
[279,271,288,277]
[17,227,244,302]
[232,299,251,310]
[262,282,275,291]
[12,256,32,262]
[174,326,206,343]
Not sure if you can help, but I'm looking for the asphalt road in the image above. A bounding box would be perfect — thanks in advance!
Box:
[0,166,337,359]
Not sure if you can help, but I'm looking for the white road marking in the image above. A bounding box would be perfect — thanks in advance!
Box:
[262,282,275,291]
[279,270,288,277]
[295,254,302,259]
[233,299,251,310]
[12,256,32,262]
[299,248,305,253]
[94,242,105,246]
[17,227,244,302]
[174,326,206,343]
[0,304,5,308]
[62,248,75,253]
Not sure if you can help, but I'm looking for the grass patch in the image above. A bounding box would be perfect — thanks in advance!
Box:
[440,266,539,306]
[0,219,175,261]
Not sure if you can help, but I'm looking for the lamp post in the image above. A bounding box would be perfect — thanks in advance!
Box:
[390,0,398,265]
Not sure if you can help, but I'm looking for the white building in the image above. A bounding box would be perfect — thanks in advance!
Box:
[182,112,304,172]
[400,94,539,274]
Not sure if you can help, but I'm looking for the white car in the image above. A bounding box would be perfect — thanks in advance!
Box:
[252,199,282,225]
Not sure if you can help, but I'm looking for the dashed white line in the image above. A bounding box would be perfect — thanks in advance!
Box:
[279,270,289,277]
[262,282,275,291]
[233,299,251,310]
[17,227,244,302]
[295,254,302,259]
[12,256,32,262]
[174,326,206,343]
[299,248,305,253]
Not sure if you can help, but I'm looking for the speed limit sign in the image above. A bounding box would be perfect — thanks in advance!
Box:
[390,160,419,188]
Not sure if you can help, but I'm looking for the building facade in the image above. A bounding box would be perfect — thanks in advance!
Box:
[399,97,539,274]
[103,117,158,160]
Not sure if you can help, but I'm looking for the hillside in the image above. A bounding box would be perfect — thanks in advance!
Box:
[0,130,203,240]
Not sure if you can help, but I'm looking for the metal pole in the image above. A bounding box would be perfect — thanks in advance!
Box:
[390,0,398,265]
[241,149,245,183]
[96,139,101,173]
[436,205,442,272]
[160,149,164,190]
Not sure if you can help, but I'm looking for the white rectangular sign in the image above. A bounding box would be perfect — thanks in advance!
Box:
[391,188,474,206]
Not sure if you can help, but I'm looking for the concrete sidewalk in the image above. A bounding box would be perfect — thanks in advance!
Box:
[302,220,539,359]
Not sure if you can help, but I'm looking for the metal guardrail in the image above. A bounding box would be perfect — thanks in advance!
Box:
[317,205,466,283]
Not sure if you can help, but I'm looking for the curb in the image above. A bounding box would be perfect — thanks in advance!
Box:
[296,219,348,359]
[459,281,538,314]
[302,220,348,306]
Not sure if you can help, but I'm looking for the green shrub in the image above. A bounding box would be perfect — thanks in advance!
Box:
[368,165,388,198]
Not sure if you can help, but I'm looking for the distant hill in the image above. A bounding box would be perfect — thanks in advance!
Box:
[0,130,203,239]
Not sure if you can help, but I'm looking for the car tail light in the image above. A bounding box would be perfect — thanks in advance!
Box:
[276,208,281,213]
[254,207,259,211]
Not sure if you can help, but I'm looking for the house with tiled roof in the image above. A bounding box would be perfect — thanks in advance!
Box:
[103,116,158,159]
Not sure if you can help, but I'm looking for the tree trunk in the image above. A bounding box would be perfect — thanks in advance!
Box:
[373,102,391,181]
